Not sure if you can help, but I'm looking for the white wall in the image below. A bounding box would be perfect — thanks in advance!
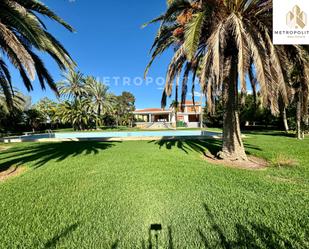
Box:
[171,113,176,123]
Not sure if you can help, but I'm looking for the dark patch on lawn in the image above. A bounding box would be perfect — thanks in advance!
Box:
[0,141,119,173]
[44,223,79,248]
[243,130,296,138]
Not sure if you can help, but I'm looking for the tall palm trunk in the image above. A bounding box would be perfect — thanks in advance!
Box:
[279,95,289,132]
[174,109,178,129]
[96,119,99,130]
[296,91,304,140]
[296,98,302,139]
[282,108,289,133]
[116,114,119,128]
[200,93,204,129]
[218,56,247,161]
[175,72,180,130]
[96,105,101,130]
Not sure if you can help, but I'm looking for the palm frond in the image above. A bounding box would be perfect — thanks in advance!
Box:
[183,10,205,61]
[0,0,74,106]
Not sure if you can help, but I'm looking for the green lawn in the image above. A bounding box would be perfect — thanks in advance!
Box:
[0,133,308,248]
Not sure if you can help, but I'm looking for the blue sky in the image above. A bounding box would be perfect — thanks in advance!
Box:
[10,0,202,109]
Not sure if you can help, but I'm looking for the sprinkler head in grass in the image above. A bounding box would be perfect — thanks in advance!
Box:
[150,224,162,232]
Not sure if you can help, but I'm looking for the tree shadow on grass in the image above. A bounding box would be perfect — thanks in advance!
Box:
[44,223,79,248]
[148,139,222,155]
[0,141,120,173]
[243,130,296,138]
[198,203,306,249]
[110,203,305,248]
[149,139,261,156]
[111,239,120,249]
[58,203,306,249]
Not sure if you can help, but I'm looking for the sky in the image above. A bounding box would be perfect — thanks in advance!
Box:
[10,0,203,109]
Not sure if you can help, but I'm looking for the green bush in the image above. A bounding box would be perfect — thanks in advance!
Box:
[176,121,186,128]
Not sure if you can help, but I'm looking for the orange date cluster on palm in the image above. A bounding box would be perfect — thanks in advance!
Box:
[173,2,203,38]
[191,2,202,10]
[173,11,193,38]
[173,27,185,37]
[177,10,193,26]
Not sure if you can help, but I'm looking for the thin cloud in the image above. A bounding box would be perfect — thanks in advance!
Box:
[189,91,203,97]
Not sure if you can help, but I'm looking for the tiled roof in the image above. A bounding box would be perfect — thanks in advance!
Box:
[134,108,170,113]
[183,100,201,105]
[133,101,201,113]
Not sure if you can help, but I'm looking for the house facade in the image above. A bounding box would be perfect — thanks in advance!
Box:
[133,101,202,129]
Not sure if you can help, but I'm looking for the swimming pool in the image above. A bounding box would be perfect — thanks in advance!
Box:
[2,130,222,143]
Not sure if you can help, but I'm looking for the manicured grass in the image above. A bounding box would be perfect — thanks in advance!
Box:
[0,133,308,248]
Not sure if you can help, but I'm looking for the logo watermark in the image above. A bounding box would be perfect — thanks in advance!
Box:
[286,5,307,29]
[273,0,309,44]
[96,76,166,89]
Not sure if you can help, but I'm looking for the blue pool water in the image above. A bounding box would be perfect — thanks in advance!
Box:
[5,130,220,141]
[54,130,215,139]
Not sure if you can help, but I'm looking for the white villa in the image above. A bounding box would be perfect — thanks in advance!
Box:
[133,101,202,129]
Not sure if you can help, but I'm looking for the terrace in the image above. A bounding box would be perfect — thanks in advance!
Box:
[133,101,202,129]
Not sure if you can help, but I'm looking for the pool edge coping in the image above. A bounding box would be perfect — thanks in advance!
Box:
[1,135,223,143]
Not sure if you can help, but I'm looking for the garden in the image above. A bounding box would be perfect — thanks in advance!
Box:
[0,0,308,248]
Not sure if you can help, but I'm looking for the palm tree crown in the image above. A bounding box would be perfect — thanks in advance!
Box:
[0,88,25,114]
[58,71,86,100]
[0,0,75,107]
[85,76,114,116]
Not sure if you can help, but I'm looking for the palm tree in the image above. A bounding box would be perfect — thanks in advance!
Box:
[145,0,309,161]
[278,94,289,133]
[57,71,86,100]
[34,98,58,127]
[0,89,25,114]
[24,109,44,132]
[0,0,75,108]
[85,76,114,129]
[56,99,95,131]
[0,89,26,132]
[114,92,136,127]
[170,100,179,128]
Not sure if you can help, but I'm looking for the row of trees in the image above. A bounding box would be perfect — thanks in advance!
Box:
[203,94,307,133]
[0,71,135,133]
[56,71,135,130]
[0,1,136,133]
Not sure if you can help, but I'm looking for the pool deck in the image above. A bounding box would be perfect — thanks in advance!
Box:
[1,133,223,143]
